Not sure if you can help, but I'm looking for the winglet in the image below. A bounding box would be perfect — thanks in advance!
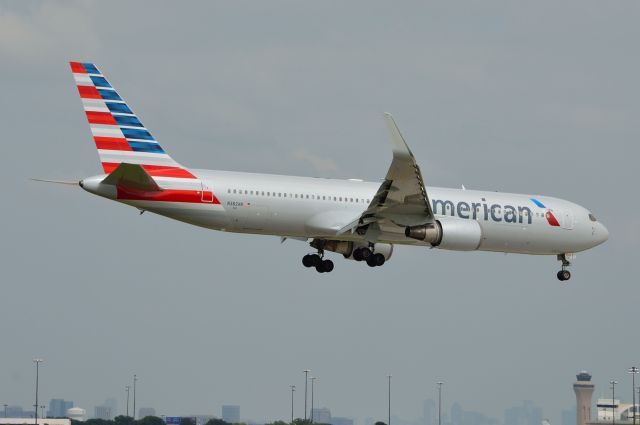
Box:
[383,113,414,160]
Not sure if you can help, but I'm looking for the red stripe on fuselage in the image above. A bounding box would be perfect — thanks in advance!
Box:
[94,137,131,151]
[116,186,220,204]
[546,211,560,226]
[70,62,86,73]
[86,111,117,125]
[78,85,101,99]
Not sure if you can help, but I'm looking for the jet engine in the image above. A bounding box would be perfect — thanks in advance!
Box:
[405,217,482,251]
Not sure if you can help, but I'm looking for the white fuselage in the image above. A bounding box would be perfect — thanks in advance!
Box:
[81,169,609,256]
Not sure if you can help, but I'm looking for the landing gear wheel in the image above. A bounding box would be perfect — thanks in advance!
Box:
[316,259,334,273]
[302,254,313,268]
[322,259,334,272]
[366,255,377,267]
[303,254,322,268]
[353,247,372,261]
[373,253,385,266]
[556,254,572,281]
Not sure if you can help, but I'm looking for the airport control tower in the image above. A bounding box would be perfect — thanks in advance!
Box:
[574,371,595,425]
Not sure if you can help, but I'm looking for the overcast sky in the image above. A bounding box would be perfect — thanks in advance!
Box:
[1,1,639,424]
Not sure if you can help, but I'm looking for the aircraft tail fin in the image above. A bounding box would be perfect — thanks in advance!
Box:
[69,61,196,180]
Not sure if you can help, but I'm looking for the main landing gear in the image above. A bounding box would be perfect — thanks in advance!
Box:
[353,246,386,267]
[302,252,334,273]
[557,254,571,281]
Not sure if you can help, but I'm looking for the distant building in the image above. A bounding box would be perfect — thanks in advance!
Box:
[94,406,113,420]
[66,408,86,422]
[222,406,240,424]
[48,399,74,418]
[574,371,594,425]
[5,407,26,419]
[138,408,156,418]
[504,401,542,425]
[329,418,353,425]
[423,400,436,425]
[312,408,332,424]
[0,418,71,425]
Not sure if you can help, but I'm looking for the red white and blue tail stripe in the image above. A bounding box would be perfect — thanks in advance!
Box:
[71,62,220,205]
[70,61,195,179]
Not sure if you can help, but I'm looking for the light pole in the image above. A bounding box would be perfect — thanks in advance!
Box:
[4,404,7,418]
[303,370,310,421]
[126,386,131,417]
[387,375,392,425]
[290,385,296,423]
[310,377,316,423]
[133,374,138,420]
[437,382,444,425]
[611,380,618,425]
[630,368,639,425]
[33,358,43,425]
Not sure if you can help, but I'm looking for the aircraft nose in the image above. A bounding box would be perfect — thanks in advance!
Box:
[594,222,609,245]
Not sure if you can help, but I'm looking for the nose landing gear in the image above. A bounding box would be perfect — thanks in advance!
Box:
[557,254,572,281]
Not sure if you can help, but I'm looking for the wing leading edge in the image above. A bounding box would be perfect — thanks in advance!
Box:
[338,113,434,237]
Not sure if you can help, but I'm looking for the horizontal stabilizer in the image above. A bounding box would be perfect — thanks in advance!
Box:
[101,163,162,192]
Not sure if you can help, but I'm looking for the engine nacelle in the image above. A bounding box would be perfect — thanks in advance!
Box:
[405,217,482,251]
[316,240,394,261]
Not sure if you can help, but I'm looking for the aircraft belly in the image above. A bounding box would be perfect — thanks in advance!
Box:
[120,200,230,230]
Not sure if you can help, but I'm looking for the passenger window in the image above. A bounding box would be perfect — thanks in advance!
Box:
[323,196,326,200]
[350,198,353,202]
[267,192,270,196]
[278,193,282,197]
[228,189,231,193]
[233,189,236,194]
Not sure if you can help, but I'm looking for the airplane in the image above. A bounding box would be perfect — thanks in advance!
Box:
[64,61,608,280]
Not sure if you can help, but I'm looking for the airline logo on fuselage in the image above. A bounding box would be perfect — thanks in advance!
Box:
[431,197,560,226]
[431,198,534,224]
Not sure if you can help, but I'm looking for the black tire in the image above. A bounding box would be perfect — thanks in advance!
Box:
[374,253,385,266]
[353,248,364,261]
[361,248,372,259]
[322,259,334,272]
[316,264,326,273]
[310,254,322,267]
[561,270,571,281]
[366,256,377,267]
[302,254,313,268]
[557,271,564,281]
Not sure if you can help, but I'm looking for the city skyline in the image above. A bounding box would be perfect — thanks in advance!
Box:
[5,371,640,425]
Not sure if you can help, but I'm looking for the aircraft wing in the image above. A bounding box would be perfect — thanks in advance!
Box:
[339,113,434,235]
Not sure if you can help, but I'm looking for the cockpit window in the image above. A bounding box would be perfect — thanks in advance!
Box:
[588,213,597,222]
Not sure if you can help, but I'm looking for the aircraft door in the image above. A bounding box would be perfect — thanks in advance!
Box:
[201,183,214,203]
